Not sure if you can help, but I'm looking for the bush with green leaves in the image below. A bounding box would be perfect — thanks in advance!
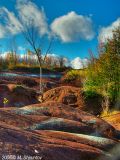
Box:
[85,27,120,110]
[63,69,86,83]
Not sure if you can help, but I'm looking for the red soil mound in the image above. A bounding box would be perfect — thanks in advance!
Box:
[43,86,84,108]
[0,84,38,107]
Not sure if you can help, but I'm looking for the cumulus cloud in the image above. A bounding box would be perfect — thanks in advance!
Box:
[0,2,95,43]
[16,0,49,36]
[0,24,6,38]
[71,57,88,69]
[0,51,10,58]
[98,18,120,42]
[18,46,25,51]
[0,7,22,38]
[51,11,95,42]
[44,54,69,66]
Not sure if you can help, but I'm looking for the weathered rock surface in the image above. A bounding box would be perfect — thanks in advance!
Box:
[43,86,84,108]
[0,123,117,160]
[7,101,116,139]
[0,84,38,107]
[0,79,119,160]
[0,73,58,91]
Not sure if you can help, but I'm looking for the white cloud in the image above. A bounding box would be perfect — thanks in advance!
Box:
[46,53,59,58]
[44,54,69,66]
[0,51,9,58]
[16,0,49,36]
[98,18,120,42]
[71,57,88,69]
[18,46,25,51]
[0,0,49,38]
[51,11,95,42]
[0,24,6,38]
[0,7,22,37]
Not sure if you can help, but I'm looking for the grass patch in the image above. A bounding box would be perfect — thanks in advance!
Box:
[62,69,86,86]
[101,110,120,118]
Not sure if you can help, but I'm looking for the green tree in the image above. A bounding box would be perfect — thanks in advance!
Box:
[85,27,120,111]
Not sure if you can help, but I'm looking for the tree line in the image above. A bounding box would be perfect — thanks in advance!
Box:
[85,27,120,112]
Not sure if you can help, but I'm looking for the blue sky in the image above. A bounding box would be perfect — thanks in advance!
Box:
[0,0,120,62]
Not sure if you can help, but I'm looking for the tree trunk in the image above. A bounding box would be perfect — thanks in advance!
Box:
[39,65,43,94]
[102,96,110,113]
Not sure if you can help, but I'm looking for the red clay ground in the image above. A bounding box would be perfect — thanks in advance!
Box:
[0,123,112,160]
[43,86,84,108]
[0,74,120,160]
[0,101,119,160]
[0,113,119,159]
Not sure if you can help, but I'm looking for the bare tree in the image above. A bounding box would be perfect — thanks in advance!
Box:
[44,55,53,68]
[9,37,18,66]
[0,44,3,70]
[21,20,53,95]
[58,55,66,68]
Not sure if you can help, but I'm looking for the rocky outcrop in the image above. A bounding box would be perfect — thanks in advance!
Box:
[0,84,38,107]
[0,101,119,160]
[0,76,119,160]
[43,86,84,108]
[0,123,112,160]
[9,101,116,139]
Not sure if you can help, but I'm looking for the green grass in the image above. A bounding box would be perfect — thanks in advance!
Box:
[6,64,69,74]
[101,110,120,118]
[63,69,86,82]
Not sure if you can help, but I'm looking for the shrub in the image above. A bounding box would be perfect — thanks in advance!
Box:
[84,90,101,99]
[84,27,120,110]
[62,69,86,83]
